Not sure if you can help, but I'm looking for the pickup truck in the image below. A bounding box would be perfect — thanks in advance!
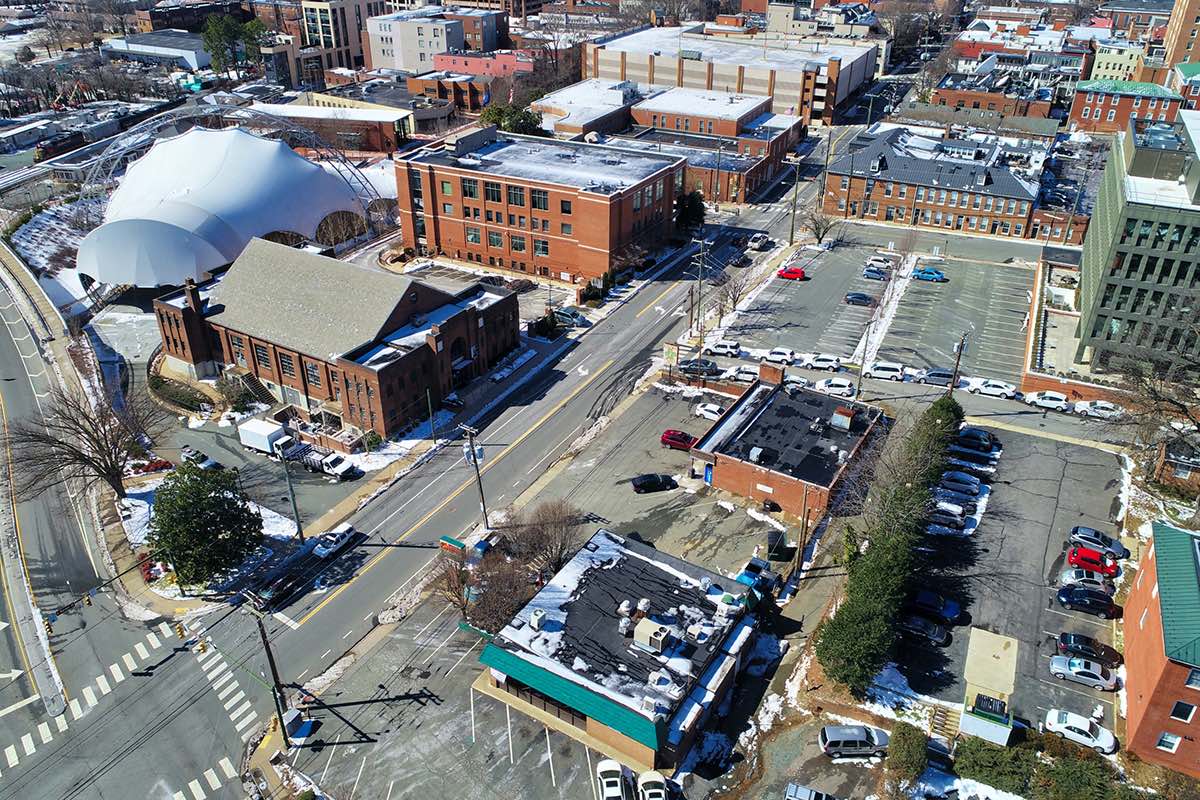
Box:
[294,446,356,480]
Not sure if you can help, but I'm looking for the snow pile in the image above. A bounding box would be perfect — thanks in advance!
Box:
[343,409,456,472]
[914,768,1027,800]
[717,500,736,513]
[862,662,956,730]
[490,348,536,382]
[1115,453,1132,526]
[747,507,787,532]
[215,402,271,428]
[850,254,915,366]
[11,199,106,314]
[563,414,610,459]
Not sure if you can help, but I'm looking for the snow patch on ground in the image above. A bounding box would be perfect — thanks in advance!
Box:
[747,507,787,532]
[11,199,106,315]
[1116,453,1133,527]
[862,662,957,731]
[717,500,735,513]
[850,255,915,366]
[491,348,537,382]
[343,410,456,472]
[216,402,271,428]
[564,415,610,458]
[914,768,1027,800]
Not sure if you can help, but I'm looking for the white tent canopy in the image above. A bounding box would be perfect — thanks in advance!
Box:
[77,127,367,287]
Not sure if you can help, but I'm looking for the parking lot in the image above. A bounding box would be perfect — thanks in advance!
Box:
[897,428,1126,734]
[875,259,1034,385]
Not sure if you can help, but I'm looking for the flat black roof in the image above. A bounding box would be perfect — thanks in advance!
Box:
[696,384,881,487]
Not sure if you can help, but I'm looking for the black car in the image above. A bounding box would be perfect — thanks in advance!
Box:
[631,474,676,493]
[249,570,310,610]
[917,367,956,386]
[478,275,506,286]
[934,488,977,515]
[906,590,962,626]
[844,292,874,306]
[505,278,537,293]
[1056,585,1119,619]
[898,614,950,646]
[1057,632,1122,668]
[944,459,994,480]
[949,447,999,467]
[956,427,998,453]
[679,358,721,377]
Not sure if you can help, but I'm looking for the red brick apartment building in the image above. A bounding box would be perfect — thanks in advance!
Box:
[630,87,772,139]
[1123,521,1200,779]
[395,126,686,286]
[406,71,491,113]
[433,50,535,77]
[154,238,519,445]
[1069,79,1183,133]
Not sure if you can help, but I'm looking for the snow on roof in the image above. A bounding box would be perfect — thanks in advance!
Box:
[532,78,654,132]
[353,288,503,368]
[492,529,750,721]
[249,101,410,123]
[633,87,769,121]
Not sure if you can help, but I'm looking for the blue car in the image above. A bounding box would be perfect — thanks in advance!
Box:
[862,266,889,281]
[1056,585,1119,619]
[913,267,948,282]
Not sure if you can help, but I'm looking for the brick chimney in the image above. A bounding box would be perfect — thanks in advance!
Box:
[183,278,203,314]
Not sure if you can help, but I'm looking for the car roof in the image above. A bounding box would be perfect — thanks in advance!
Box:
[822,724,868,737]
[1071,545,1105,559]
[871,361,903,369]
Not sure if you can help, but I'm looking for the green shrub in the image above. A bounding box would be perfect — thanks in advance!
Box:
[1028,730,1101,761]
[584,298,602,308]
[884,721,928,785]
[1030,754,1116,800]
[953,736,1036,796]
[148,374,209,412]
[814,595,896,696]
[362,430,382,450]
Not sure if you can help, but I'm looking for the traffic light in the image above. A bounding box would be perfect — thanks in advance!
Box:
[43,616,53,635]
[82,594,92,607]
[197,639,207,654]
[174,623,186,640]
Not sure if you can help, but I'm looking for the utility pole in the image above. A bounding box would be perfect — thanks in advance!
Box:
[694,239,707,341]
[949,331,968,396]
[249,610,292,749]
[274,432,304,544]
[856,312,876,399]
[713,142,723,214]
[459,423,489,529]
[788,162,803,245]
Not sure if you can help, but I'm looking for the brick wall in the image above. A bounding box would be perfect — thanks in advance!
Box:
[931,87,1052,117]
[1152,444,1200,495]
[1069,90,1181,133]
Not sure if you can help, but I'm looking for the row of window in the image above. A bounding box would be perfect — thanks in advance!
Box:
[1118,219,1200,253]
[1108,251,1200,288]
[840,176,1029,215]
[441,178,564,213]
[1080,107,1170,123]
[1089,314,1195,352]
[447,203,571,235]
[1083,91,1170,110]
[838,198,1025,236]
[1099,282,1197,318]
[465,226,550,255]
[647,113,716,135]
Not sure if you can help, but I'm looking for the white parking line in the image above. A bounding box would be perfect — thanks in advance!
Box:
[1038,677,1117,705]
[1044,608,1110,627]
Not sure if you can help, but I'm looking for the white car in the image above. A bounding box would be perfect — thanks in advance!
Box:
[784,375,810,390]
[722,365,759,383]
[970,379,1017,400]
[816,377,856,397]
[702,339,741,357]
[864,256,896,269]
[917,254,946,265]
[802,353,842,371]
[596,759,631,800]
[1025,390,1070,412]
[802,242,832,252]
[1044,709,1117,754]
[313,523,357,559]
[695,402,725,421]
[636,770,669,800]
[748,233,772,250]
[1059,567,1114,594]
[863,361,906,381]
[763,347,797,365]
[1048,656,1119,691]
[1074,399,1123,419]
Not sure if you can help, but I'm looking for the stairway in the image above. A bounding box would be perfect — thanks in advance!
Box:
[238,372,275,405]
[930,704,962,741]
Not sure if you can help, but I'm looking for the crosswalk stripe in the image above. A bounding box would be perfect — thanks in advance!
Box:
[197,649,220,667]
[173,792,186,800]
[37,722,51,744]
[147,633,162,650]
[134,643,149,660]
[203,659,228,679]
[109,663,124,683]
[216,681,238,701]
[223,691,245,711]
[204,769,220,790]
[234,711,257,732]
[230,703,254,725]
[5,745,17,767]
[188,779,206,800]
[211,672,234,693]
[82,687,97,708]
[96,675,111,695]
[158,622,173,639]
[53,715,67,733]
[69,698,83,719]
[20,734,33,756]
[122,653,137,672]
[218,758,236,779]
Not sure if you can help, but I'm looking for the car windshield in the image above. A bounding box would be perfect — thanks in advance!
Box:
[327,456,344,467]
[1087,720,1101,739]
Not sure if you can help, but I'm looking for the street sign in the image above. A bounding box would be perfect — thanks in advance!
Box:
[663,343,678,364]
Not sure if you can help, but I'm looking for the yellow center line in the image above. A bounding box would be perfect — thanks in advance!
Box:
[635,279,684,318]
[296,358,617,627]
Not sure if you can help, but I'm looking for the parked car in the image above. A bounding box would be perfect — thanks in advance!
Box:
[949,447,998,468]
[940,474,981,497]
[927,508,966,530]
[1044,709,1118,754]
[844,292,874,306]
[863,361,906,381]
[970,379,1017,399]
[802,354,842,371]
[906,589,962,626]
[783,375,810,391]
[763,347,797,365]
[1025,390,1071,412]
[1067,546,1119,577]
[660,429,698,451]
[1056,585,1119,619]
[864,256,896,269]
[1074,399,1124,419]
[631,474,676,493]
[180,445,222,470]
[818,725,889,758]
[702,339,741,357]
[505,278,536,293]
[1059,567,1114,594]
[912,267,948,282]
[313,523,358,559]
[749,233,771,250]
[815,377,856,398]
[934,488,977,515]
[694,403,725,421]
[916,367,956,386]
[723,365,759,383]
[554,307,588,327]
[956,427,999,453]
[1069,525,1130,560]
[679,359,721,377]
[784,784,841,800]
[900,613,951,645]
[862,266,889,281]
[944,470,982,489]
[777,266,806,280]
[249,570,309,610]
[1049,656,1119,691]
[636,771,669,800]
[1056,632,1122,667]
[596,759,632,800]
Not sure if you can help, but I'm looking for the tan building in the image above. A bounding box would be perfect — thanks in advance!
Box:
[301,0,389,71]
[1162,0,1200,67]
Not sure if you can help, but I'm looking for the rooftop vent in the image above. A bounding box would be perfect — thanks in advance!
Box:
[634,617,670,654]
[618,617,634,637]
[617,599,633,617]
[637,597,651,613]
[830,406,855,431]
[530,608,546,631]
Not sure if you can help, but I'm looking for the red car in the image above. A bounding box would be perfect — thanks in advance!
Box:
[1067,546,1119,578]
[777,267,806,280]
[661,429,698,451]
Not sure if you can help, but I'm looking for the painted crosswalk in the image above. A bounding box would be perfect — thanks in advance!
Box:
[169,757,241,800]
[187,623,260,743]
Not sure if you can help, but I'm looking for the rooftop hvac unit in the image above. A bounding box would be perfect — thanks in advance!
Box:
[530,608,546,631]
[634,617,670,654]
[680,48,703,60]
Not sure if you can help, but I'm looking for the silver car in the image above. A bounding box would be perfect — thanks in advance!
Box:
[1048,656,1118,691]
[1059,568,1114,595]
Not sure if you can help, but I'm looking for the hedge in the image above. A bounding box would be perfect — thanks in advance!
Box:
[148,374,209,412]
[954,737,1036,796]
[884,721,928,785]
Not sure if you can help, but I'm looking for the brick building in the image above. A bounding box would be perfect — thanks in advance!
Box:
[932,71,1053,117]
[406,71,491,112]
[134,0,246,32]
[395,126,686,286]
[1097,0,1172,40]
[630,87,773,138]
[885,101,1062,142]
[1169,62,1200,110]
[154,238,519,446]
[1123,521,1200,779]
[1068,79,1182,133]
[1153,441,1200,495]
[247,102,410,151]
[823,126,1045,241]
[433,49,536,77]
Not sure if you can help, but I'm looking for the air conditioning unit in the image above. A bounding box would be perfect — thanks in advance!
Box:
[634,617,669,654]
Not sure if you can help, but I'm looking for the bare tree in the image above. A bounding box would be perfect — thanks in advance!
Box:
[804,210,840,244]
[718,267,754,318]
[433,552,472,616]
[4,382,170,501]
[510,498,585,574]
[466,554,534,634]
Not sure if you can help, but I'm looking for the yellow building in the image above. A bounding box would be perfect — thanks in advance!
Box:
[1090,40,1145,81]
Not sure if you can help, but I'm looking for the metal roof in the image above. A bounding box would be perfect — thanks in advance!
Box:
[1076,79,1181,99]
[1151,521,1200,669]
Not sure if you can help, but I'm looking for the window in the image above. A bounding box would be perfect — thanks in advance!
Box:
[488,230,502,247]
[461,178,479,199]
[305,362,321,386]
[840,176,849,190]
[466,225,481,244]
[560,199,572,215]
[507,185,525,206]
[510,234,526,252]
[1081,107,1091,120]
[484,181,501,202]
[442,202,453,214]
[254,344,270,368]
[1150,97,1158,109]
[1108,109,1117,122]
[1175,464,1194,480]
[533,238,549,256]
[1171,701,1196,722]
[561,223,572,235]
[1134,96,1142,107]
[531,189,549,210]
[916,186,926,200]
[1157,732,1182,753]
[279,352,295,377]
[440,180,452,196]
[633,192,641,211]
